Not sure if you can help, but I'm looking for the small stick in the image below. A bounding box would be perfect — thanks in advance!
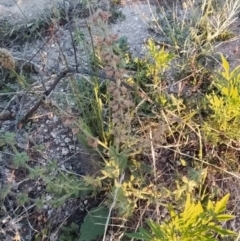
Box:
[19,66,153,127]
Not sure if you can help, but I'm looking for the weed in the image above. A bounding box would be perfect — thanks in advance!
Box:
[2,1,240,240]
[126,193,236,240]
[203,55,240,143]
[151,0,240,65]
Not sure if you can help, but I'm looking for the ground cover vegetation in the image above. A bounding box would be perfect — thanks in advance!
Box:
[1,0,240,240]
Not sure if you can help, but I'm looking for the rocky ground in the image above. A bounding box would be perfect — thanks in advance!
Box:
[0,0,65,24]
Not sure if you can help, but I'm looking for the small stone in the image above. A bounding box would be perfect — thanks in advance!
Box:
[53,115,58,123]
[64,137,71,143]
[50,131,57,138]
[60,143,66,147]
[84,200,88,205]
[43,129,48,133]
[48,209,53,216]
[37,186,41,191]
[46,195,52,201]
[40,124,44,128]
[69,145,75,150]
[17,141,29,150]
[62,148,69,155]
[65,211,69,216]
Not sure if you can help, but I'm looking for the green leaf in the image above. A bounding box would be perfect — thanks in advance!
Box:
[108,146,128,174]
[168,204,177,219]
[125,232,150,240]
[188,168,207,184]
[17,192,29,205]
[221,54,230,79]
[147,220,165,239]
[214,193,230,214]
[138,227,153,239]
[0,184,12,199]
[78,206,108,241]
[210,225,236,236]
[183,193,191,217]
[207,200,214,211]
[0,138,6,147]
[216,214,235,222]
[13,152,30,168]
[126,226,152,240]
[4,132,15,144]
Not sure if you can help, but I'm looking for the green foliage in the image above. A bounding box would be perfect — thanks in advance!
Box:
[152,0,239,60]
[60,223,80,241]
[13,152,30,168]
[146,38,174,84]
[78,206,108,241]
[0,131,15,147]
[101,146,129,178]
[72,79,112,149]
[0,184,12,199]
[0,131,31,168]
[204,55,240,142]
[34,162,96,207]
[126,38,174,108]
[173,168,208,202]
[126,193,236,241]
[133,38,174,86]
[17,192,30,206]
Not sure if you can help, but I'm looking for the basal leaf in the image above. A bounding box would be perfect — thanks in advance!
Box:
[125,232,151,240]
[125,226,153,240]
[147,220,165,239]
[78,206,108,241]
[138,227,153,239]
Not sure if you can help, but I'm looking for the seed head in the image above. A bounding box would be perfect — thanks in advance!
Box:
[0,48,15,70]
